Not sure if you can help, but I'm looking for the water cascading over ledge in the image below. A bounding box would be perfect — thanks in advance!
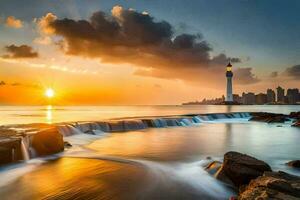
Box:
[57,112,251,136]
[0,112,251,165]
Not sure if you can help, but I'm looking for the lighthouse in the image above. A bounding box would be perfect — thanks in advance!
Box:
[225,62,233,102]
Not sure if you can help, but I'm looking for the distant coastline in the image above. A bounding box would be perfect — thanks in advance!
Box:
[183,86,300,105]
[182,101,300,105]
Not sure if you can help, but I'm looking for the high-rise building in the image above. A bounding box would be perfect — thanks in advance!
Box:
[233,94,242,104]
[267,89,276,103]
[287,88,299,104]
[225,62,233,102]
[255,93,267,105]
[242,92,255,104]
[276,86,285,102]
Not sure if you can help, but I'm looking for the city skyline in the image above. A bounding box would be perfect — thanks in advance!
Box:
[0,0,299,105]
[184,85,300,105]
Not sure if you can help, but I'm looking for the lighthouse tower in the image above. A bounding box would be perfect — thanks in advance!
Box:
[226,62,233,102]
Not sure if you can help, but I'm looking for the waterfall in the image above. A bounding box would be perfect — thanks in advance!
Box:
[180,118,193,126]
[192,116,202,123]
[20,137,30,161]
[165,119,180,126]
[57,112,251,136]
[58,124,84,136]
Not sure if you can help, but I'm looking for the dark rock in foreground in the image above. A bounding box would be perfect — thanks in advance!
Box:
[293,120,300,127]
[215,151,272,188]
[205,152,300,199]
[250,112,289,123]
[287,160,300,169]
[0,137,23,165]
[290,112,300,120]
[250,111,300,125]
[238,171,300,200]
[0,126,64,166]
[32,127,64,156]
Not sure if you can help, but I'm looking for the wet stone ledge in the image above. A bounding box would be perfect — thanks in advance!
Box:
[0,137,23,165]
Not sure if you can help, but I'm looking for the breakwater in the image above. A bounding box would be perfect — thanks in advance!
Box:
[1,112,251,165]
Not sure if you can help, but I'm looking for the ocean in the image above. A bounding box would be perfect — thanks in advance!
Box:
[0,105,299,200]
[0,105,299,125]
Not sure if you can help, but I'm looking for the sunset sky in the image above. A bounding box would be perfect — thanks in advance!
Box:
[0,0,299,105]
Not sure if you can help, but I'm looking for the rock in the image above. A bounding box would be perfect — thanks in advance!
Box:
[250,112,289,123]
[238,171,300,200]
[141,119,156,128]
[31,128,64,156]
[215,165,235,187]
[204,160,236,187]
[293,120,300,127]
[217,151,272,188]
[0,137,22,165]
[107,121,125,132]
[290,112,300,120]
[64,141,72,148]
[205,161,222,175]
[0,147,12,165]
[267,115,289,123]
[287,160,300,168]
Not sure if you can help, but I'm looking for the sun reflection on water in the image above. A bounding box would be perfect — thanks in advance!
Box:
[46,105,53,124]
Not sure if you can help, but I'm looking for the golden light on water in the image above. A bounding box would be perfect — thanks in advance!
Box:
[46,105,52,124]
[45,88,54,123]
[45,88,55,98]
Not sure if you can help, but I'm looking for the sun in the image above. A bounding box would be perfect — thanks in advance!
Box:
[45,88,55,98]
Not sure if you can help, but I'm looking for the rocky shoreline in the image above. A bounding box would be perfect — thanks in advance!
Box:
[0,111,299,166]
[0,112,250,166]
[0,126,65,165]
[0,111,300,199]
[250,111,300,126]
[205,151,300,200]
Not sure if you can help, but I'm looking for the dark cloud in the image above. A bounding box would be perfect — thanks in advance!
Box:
[2,44,38,59]
[0,81,6,86]
[269,71,278,78]
[11,82,41,89]
[284,65,300,79]
[11,82,21,86]
[210,53,241,65]
[234,67,260,84]
[0,81,40,88]
[154,84,162,88]
[41,6,243,84]
[230,57,242,63]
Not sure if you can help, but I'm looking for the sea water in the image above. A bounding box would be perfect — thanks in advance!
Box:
[0,105,299,125]
[0,105,299,199]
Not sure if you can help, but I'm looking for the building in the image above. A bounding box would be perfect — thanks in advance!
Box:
[225,62,233,102]
[255,93,267,105]
[276,86,285,103]
[233,94,242,104]
[242,92,255,105]
[287,88,299,104]
[267,89,276,103]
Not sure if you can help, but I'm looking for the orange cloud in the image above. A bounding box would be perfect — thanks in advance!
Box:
[34,36,52,45]
[5,16,23,28]
[37,12,57,34]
